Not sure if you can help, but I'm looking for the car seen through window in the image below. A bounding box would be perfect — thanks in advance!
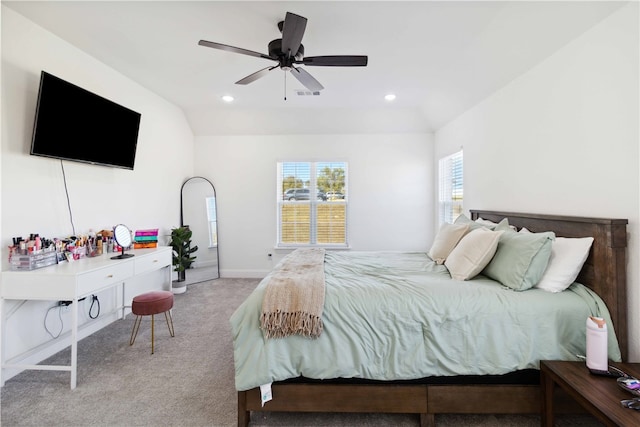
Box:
[283,188,327,201]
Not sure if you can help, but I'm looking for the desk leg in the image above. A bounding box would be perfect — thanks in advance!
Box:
[541,367,554,427]
[121,281,126,319]
[0,297,4,387]
[70,297,78,390]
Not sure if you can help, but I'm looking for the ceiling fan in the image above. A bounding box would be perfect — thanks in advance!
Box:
[198,12,368,93]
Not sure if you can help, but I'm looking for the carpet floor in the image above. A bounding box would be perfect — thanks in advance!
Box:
[1,278,603,426]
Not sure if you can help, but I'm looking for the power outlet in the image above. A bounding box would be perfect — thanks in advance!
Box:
[59,301,72,313]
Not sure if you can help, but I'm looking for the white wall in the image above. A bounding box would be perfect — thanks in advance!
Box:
[0,7,195,375]
[194,133,434,277]
[435,4,639,360]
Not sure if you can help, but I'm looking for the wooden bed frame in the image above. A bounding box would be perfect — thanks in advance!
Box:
[237,210,628,427]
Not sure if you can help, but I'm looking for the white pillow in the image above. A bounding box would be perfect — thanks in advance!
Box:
[428,222,470,264]
[520,227,594,292]
[445,228,504,280]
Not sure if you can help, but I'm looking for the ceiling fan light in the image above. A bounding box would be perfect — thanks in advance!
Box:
[384,94,396,102]
[221,95,234,103]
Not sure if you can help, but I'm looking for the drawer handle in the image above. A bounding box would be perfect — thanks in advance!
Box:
[106,274,113,278]
[153,259,158,263]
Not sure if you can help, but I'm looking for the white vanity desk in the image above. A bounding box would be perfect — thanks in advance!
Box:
[0,246,172,389]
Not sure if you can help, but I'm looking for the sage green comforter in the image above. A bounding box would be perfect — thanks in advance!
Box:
[230,251,621,391]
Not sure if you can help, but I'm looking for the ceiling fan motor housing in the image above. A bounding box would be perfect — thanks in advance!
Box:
[269,39,304,63]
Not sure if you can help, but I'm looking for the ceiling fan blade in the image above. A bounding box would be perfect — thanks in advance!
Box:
[290,67,324,92]
[235,66,278,85]
[299,55,368,67]
[281,12,307,57]
[198,40,275,61]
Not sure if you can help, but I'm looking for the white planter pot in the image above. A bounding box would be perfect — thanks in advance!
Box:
[172,281,187,294]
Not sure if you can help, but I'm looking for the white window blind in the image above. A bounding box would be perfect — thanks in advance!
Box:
[438,150,463,224]
[277,161,348,247]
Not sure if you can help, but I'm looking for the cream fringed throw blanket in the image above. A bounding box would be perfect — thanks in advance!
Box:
[260,248,326,339]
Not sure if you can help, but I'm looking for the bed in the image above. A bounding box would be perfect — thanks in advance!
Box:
[232,210,628,427]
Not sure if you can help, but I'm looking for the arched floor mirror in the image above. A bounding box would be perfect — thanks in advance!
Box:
[180,176,220,284]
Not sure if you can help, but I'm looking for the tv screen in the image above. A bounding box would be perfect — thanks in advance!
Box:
[30,71,141,170]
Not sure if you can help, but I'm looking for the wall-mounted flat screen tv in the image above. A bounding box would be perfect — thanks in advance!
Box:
[30,71,141,170]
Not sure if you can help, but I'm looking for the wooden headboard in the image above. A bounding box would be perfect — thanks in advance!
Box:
[470,210,628,361]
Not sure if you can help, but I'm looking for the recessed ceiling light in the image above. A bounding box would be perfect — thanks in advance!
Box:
[384,94,396,102]
[221,95,234,103]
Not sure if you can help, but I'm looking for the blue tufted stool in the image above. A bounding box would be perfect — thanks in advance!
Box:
[129,290,175,354]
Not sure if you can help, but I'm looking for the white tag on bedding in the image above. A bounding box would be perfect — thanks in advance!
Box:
[260,382,273,407]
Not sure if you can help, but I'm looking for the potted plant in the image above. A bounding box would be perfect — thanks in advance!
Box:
[170,226,198,293]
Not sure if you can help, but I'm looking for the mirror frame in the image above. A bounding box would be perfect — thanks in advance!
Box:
[180,176,220,280]
[111,224,134,259]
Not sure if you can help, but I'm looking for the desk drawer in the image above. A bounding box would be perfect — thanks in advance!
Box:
[77,262,134,296]
[135,251,171,275]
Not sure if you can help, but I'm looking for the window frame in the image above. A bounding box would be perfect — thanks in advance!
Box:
[205,196,217,248]
[438,150,463,225]
[277,161,348,248]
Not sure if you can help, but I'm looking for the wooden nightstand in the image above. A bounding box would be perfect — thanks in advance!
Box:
[541,360,640,427]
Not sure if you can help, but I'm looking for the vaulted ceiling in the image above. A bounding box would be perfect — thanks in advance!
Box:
[3,1,626,134]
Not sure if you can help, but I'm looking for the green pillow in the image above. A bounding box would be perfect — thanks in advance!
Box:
[454,214,508,231]
[482,223,555,291]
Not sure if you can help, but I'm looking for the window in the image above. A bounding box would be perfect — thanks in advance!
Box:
[206,196,217,247]
[438,150,463,224]
[278,161,348,247]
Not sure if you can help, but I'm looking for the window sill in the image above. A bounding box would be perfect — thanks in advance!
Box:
[274,245,351,252]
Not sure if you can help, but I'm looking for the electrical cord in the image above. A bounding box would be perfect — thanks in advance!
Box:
[60,160,76,236]
[43,297,100,338]
[44,304,64,339]
[89,295,100,319]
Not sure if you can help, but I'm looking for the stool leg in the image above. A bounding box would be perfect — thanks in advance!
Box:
[151,314,155,354]
[164,311,175,337]
[130,315,142,346]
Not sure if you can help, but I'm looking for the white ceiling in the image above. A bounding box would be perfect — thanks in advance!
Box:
[3,1,626,134]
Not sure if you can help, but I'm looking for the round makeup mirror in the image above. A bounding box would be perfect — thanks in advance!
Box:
[111,224,134,260]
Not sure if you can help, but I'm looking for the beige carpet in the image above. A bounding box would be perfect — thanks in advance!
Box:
[1,278,603,426]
